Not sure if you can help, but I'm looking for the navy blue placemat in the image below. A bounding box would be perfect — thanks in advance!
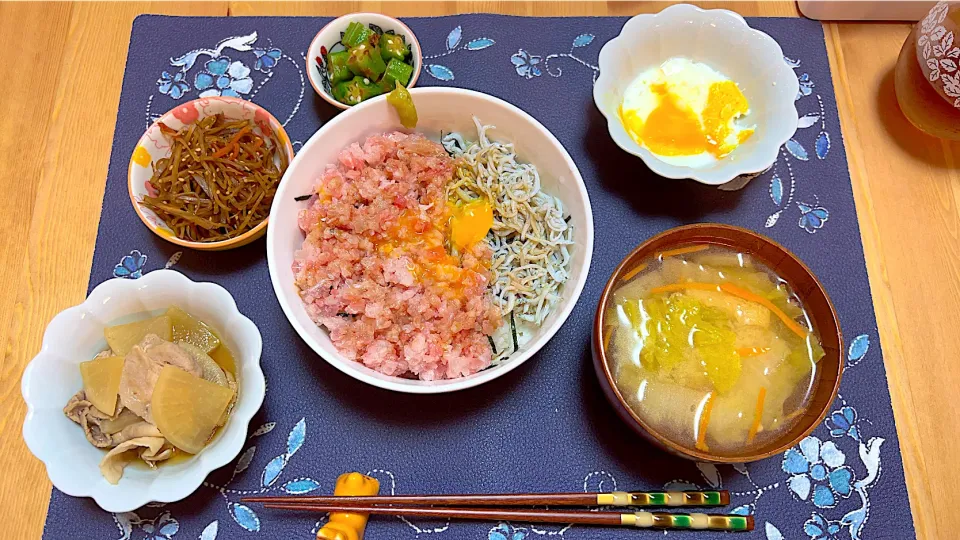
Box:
[42,15,914,540]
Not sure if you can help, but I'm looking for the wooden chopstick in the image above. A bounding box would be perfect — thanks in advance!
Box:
[242,490,729,508]
[258,502,754,532]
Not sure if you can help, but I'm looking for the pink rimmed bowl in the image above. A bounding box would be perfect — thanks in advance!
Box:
[128,96,294,251]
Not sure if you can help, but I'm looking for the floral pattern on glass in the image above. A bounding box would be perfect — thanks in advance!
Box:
[918,1,960,108]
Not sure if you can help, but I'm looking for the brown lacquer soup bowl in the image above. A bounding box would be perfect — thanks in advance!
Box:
[592,224,842,463]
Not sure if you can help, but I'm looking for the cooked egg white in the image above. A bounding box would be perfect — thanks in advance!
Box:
[618,58,755,168]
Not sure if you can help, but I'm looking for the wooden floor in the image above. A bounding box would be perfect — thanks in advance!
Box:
[0,2,953,537]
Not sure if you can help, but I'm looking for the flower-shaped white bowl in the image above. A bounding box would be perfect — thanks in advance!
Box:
[307,13,423,110]
[267,87,594,394]
[128,96,294,251]
[593,4,799,185]
[21,270,265,512]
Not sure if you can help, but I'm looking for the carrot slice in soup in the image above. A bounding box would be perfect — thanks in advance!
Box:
[746,387,767,444]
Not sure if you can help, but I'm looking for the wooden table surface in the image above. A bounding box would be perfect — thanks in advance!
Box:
[0,1,952,537]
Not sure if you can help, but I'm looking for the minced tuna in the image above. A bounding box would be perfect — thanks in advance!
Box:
[293,132,502,381]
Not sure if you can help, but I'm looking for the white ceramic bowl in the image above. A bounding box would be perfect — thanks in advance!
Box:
[307,13,423,110]
[21,270,265,512]
[267,87,594,393]
[593,4,799,185]
[128,96,294,250]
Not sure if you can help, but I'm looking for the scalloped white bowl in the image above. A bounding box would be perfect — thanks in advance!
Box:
[593,4,799,185]
[21,270,265,512]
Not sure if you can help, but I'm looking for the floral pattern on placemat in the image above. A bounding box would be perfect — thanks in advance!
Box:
[422,25,496,82]
[510,33,600,83]
[42,15,912,540]
[149,32,305,129]
[763,57,831,234]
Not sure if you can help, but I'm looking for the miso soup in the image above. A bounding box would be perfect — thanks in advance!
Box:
[603,244,824,457]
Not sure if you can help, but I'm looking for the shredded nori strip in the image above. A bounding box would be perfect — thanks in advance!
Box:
[140,114,288,242]
[487,335,497,355]
[440,130,457,157]
[564,215,571,223]
[294,194,312,202]
[510,310,519,353]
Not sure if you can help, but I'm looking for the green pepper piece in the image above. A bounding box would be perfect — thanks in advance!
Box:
[381,58,413,89]
[332,77,364,106]
[356,76,383,100]
[342,21,373,48]
[378,78,396,94]
[325,50,352,84]
[332,76,382,106]
[346,34,386,80]
[387,82,417,128]
[380,33,409,62]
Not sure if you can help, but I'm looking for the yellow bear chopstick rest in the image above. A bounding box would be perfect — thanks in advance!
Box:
[316,472,381,540]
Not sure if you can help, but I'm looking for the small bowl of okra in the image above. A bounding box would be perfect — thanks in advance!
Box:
[307,13,423,110]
